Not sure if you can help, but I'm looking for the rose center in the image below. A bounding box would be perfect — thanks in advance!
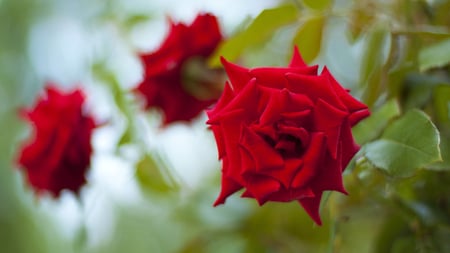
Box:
[253,122,309,158]
[274,134,303,157]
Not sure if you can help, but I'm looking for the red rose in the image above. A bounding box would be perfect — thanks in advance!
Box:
[17,86,96,197]
[136,13,223,125]
[207,48,370,225]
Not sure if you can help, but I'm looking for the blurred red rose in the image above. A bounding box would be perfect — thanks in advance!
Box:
[136,13,224,125]
[17,86,96,197]
[207,48,370,225]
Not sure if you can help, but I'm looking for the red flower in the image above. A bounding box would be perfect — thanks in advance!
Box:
[136,13,223,125]
[17,86,96,197]
[207,48,370,225]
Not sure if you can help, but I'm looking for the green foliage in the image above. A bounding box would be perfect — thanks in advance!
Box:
[419,38,450,71]
[301,0,333,11]
[372,170,450,253]
[360,22,391,107]
[92,203,188,253]
[428,132,450,171]
[364,110,441,177]
[123,14,152,30]
[92,63,137,146]
[208,4,298,67]
[360,23,389,83]
[239,202,331,253]
[433,84,450,125]
[136,154,178,194]
[353,99,401,144]
[292,15,325,63]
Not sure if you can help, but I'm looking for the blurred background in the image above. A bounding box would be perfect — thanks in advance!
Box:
[1,0,450,252]
[0,1,283,252]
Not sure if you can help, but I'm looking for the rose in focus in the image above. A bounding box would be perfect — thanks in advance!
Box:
[17,86,96,197]
[207,48,370,225]
[136,13,224,125]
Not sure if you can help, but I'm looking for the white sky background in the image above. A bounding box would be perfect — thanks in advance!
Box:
[27,0,279,247]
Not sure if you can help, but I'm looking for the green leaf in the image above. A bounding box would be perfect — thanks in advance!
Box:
[427,133,450,171]
[364,110,441,177]
[123,14,152,29]
[118,127,133,146]
[419,38,450,71]
[353,99,401,144]
[433,84,450,125]
[360,22,389,85]
[302,0,333,10]
[359,22,390,106]
[292,15,325,63]
[136,154,178,194]
[402,74,435,110]
[208,4,298,67]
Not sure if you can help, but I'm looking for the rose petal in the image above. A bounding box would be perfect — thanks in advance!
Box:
[321,67,368,113]
[349,109,371,127]
[268,187,314,202]
[259,88,313,125]
[265,158,303,188]
[214,174,243,206]
[287,92,314,112]
[309,146,347,194]
[289,46,308,68]
[275,138,297,152]
[280,110,312,128]
[250,66,318,88]
[221,57,252,92]
[189,14,223,57]
[285,73,346,110]
[207,81,234,121]
[259,88,289,125]
[239,146,256,172]
[299,192,323,225]
[220,122,245,178]
[239,127,284,171]
[313,99,348,158]
[242,174,281,205]
[339,120,360,169]
[291,133,326,188]
[208,108,247,123]
[209,125,226,159]
[140,21,187,76]
[249,124,277,142]
[214,78,259,122]
[277,125,310,148]
[241,190,253,198]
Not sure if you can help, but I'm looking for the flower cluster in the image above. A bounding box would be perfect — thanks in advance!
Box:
[207,48,370,225]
